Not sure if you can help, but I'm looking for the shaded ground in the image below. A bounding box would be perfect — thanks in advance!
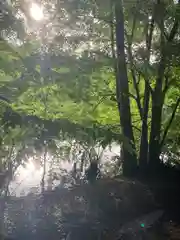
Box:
[141,167,180,239]
[4,174,180,240]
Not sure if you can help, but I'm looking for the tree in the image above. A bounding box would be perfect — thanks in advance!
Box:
[114,0,137,176]
[0,0,180,178]
[111,0,180,174]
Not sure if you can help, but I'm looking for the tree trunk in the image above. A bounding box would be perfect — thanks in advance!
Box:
[148,58,165,169]
[139,12,155,172]
[114,0,137,176]
[41,147,47,193]
[147,4,167,170]
[139,83,150,171]
[148,95,163,170]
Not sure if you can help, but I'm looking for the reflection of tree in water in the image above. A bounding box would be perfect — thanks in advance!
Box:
[9,141,120,196]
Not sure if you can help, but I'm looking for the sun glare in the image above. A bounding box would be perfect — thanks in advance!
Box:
[18,161,36,179]
[30,3,44,21]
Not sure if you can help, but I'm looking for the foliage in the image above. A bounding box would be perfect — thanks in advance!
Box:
[0,0,179,188]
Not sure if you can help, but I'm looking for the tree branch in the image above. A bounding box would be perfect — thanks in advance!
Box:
[160,97,180,148]
[110,0,116,66]
[128,92,138,101]
[125,0,142,119]
[129,0,140,45]
[168,0,180,41]
[126,36,143,119]
[92,96,107,112]
[99,92,138,101]
[133,65,153,94]
[163,77,176,95]
[132,125,141,132]
[168,20,179,41]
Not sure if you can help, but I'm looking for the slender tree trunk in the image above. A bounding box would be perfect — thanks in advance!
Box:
[139,15,155,171]
[139,84,150,171]
[148,53,166,169]
[147,0,176,171]
[142,0,179,171]
[41,146,47,193]
[114,0,137,176]
[148,94,164,169]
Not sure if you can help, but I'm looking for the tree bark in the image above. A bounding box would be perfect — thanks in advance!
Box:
[139,83,150,171]
[139,15,155,171]
[148,55,165,169]
[147,0,166,170]
[114,0,137,176]
[148,99,163,170]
